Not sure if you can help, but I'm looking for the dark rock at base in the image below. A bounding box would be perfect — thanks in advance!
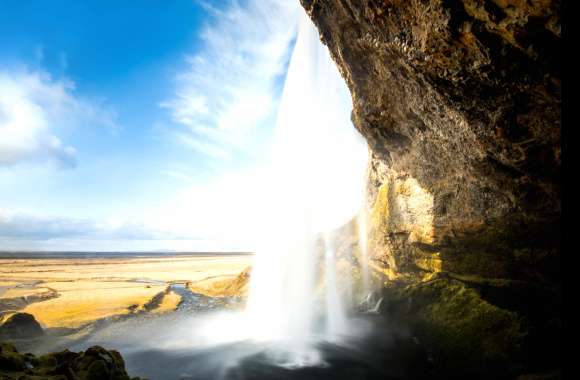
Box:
[381,277,561,379]
[0,343,144,380]
[0,313,44,340]
[0,343,25,372]
[516,370,562,380]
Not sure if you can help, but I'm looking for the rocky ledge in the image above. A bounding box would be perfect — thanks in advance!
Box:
[300,0,561,378]
[0,343,142,380]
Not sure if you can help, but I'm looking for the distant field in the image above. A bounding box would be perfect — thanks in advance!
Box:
[0,254,252,329]
[0,251,253,259]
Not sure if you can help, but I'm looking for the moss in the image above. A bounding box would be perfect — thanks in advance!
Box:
[384,278,525,377]
[0,343,25,372]
[1,344,140,380]
[84,360,111,380]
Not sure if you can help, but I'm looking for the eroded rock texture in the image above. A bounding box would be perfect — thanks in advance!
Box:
[300,0,560,377]
[0,343,142,380]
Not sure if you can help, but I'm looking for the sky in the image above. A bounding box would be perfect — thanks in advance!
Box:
[0,0,302,251]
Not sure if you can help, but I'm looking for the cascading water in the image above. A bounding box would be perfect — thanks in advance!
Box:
[244,8,368,366]
[323,233,348,341]
[52,8,431,380]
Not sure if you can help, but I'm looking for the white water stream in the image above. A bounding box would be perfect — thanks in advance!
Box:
[60,12,373,373]
[244,8,369,366]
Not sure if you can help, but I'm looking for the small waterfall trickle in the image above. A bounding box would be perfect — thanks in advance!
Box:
[323,233,348,341]
[368,297,384,314]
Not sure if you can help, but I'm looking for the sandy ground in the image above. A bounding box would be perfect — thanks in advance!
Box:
[0,254,252,329]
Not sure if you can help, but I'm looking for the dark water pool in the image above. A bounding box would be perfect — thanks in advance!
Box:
[66,309,432,380]
[121,334,431,380]
[38,285,431,380]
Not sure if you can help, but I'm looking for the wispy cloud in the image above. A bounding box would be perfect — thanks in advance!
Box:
[164,170,196,184]
[0,204,256,252]
[0,67,117,168]
[175,132,231,160]
[162,0,298,161]
[0,209,185,241]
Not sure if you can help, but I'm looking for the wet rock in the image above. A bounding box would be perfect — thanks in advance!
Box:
[300,0,560,376]
[0,313,44,339]
[0,343,25,372]
[299,0,560,282]
[382,278,525,377]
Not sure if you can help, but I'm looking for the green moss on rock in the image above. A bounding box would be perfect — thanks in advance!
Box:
[384,278,525,377]
[0,343,143,380]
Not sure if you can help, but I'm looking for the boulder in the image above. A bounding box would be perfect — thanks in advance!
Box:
[0,313,44,339]
[0,343,143,380]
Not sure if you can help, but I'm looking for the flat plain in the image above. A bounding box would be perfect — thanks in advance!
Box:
[0,254,252,329]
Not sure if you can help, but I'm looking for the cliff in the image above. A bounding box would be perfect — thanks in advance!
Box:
[300,0,561,378]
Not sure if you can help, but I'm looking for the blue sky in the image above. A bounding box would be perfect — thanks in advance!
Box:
[0,0,300,251]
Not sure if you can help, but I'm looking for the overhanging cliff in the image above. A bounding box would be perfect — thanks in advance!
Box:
[300,0,561,377]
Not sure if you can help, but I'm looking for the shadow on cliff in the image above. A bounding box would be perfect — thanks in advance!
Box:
[369,173,561,379]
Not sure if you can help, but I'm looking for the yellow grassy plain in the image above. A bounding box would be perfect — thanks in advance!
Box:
[24,281,166,328]
[154,290,182,314]
[0,255,252,329]
[2,287,53,299]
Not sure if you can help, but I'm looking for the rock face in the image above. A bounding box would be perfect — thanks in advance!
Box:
[0,313,44,340]
[300,0,560,377]
[0,343,142,380]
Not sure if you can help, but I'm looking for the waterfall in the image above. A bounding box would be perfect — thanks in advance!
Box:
[244,7,368,366]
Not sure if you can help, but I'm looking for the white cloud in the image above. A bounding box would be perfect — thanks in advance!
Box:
[164,170,196,184]
[175,132,231,160]
[0,163,271,251]
[0,209,160,241]
[0,203,254,252]
[161,0,299,160]
[0,68,117,168]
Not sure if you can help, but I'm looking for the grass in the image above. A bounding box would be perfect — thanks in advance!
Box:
[154,291,182,314]
[0,255,252,329]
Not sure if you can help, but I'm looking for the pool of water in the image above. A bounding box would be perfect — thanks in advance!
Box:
[64,301,432,380]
